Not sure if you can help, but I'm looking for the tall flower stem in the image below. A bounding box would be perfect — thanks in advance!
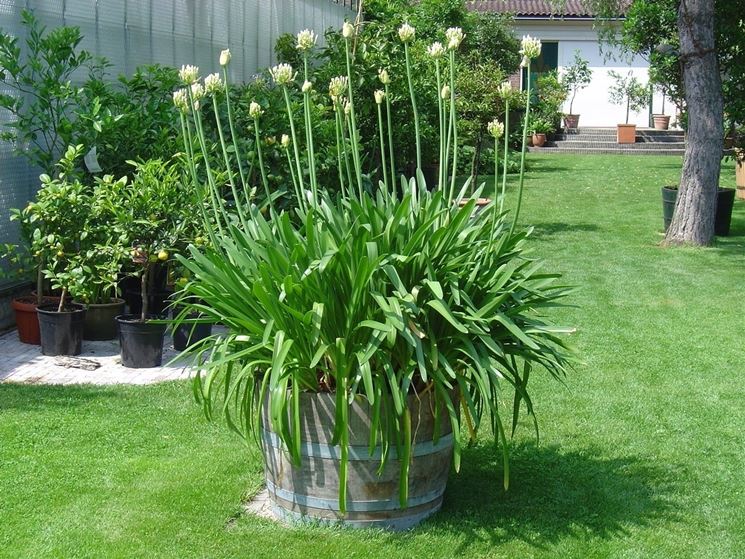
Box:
[435,58,445,192]
[344,39,363,197]
[344,107,363,199]
[376,102,389,195]
[337,105,354,196]
[384,83,396,191]
[509,63,531,237]
[252,117,273,214]
[302,57,319,207]
[212,96,247,229]
[284,145,303,210]
[447,50,459,201]
[333,105,347,198]
[222,68,248,193]
[499,98,510,213]
[282,86,306,207]
[180,112,217,247]
[404,42,422,173]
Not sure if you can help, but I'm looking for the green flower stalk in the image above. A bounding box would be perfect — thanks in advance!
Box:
[374,89,389,193]
[207,73,248,230]
[498,82,512,213]
[399,24,421,173]
[281,134,305,212]
[486,118,505,250]
[510,35,542,236]
[336,100,354,197]
[249,102,273,212]
[445,27,464,200]
[379,69,396,191]
[297,31,319,207]
[342,22,363,197]
[219,50,249,197]
[428,42,446,192]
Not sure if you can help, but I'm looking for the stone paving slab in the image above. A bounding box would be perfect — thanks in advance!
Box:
[0,329,196,385]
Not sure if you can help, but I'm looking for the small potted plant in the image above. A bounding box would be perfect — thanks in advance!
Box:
[114,158,191,368]
[531,117,553,147]
[652,83,671,130]
[561,50,592,130]
[608,70,648,144]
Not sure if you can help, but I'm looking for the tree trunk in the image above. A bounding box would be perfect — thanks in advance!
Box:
[664,0,722,246]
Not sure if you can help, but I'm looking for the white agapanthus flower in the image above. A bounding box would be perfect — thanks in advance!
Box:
[498,81,512,98]
[302,80,313,93]
[487,119,505,139]
[520,56,530,68]
[269,63,296,86]
[398,23,416,43]
[179,64,199,84]
[520,35,542,59]
[328,76,348,100]
[427,42,446,59]
[378,68,390,85]
[190,82,205,100]
[249,101,263,119]
[281,134,291,148]
[342,21,355,39]
[296,29,317,52]
[172,89,189,113]
[204,72,223,95]
[219,49,231,66]
[445,27,464,50]
[441,84,451,100]
[374,89,385,105]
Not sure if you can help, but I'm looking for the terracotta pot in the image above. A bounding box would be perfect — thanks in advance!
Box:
[652,115,671,130]
[617,124,637,144]
[532,133,547,147]
[11,295,63,345]
[563,114,580,129]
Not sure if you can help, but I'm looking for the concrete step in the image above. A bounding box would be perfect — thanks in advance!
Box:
[543,140,686,149]
[529,145,685,156]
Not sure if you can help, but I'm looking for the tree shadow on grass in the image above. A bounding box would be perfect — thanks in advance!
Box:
[0,383,122,412]
[406,442,679,552]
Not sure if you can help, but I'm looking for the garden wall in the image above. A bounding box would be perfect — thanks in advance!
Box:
[0,0,353,291]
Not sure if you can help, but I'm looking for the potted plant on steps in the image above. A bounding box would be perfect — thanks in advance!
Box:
[531,117,553,148]
[173,31,574,529]
[115,158,192,368]
[652,83,671,130]
[608,70,648,144]
[560,50,592,130]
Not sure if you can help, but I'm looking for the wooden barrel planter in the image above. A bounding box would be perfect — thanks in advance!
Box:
[262,390,454,530]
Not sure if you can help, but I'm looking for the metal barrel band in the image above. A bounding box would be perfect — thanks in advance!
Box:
[265,478,446,513]
[271,503,442,531]
[261,429,453,461]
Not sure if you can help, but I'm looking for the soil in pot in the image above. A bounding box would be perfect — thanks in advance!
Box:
[74,298,126,341]
[116,315,168,368]
[263,390,453,530]
[37,304,86,356]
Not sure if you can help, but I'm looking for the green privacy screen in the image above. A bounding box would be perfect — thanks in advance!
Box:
[0,0,352,282]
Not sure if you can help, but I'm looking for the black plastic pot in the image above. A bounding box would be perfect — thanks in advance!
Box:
[715,188,735,236]
[662,186,735,236]
[116,314,167,368]
[36,304,86,356]
[172,316,213,351]
[661,186,678,231]
[74,298,126,341]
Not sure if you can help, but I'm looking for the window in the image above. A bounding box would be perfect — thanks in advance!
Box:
[522,41,558,90]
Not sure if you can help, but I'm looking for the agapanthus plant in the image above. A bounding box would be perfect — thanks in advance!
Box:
[173,26,571,514]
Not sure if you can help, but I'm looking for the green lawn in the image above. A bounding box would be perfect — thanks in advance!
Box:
[2,154,744,559]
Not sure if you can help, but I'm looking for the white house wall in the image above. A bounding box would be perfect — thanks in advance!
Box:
[512,20,676,127]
